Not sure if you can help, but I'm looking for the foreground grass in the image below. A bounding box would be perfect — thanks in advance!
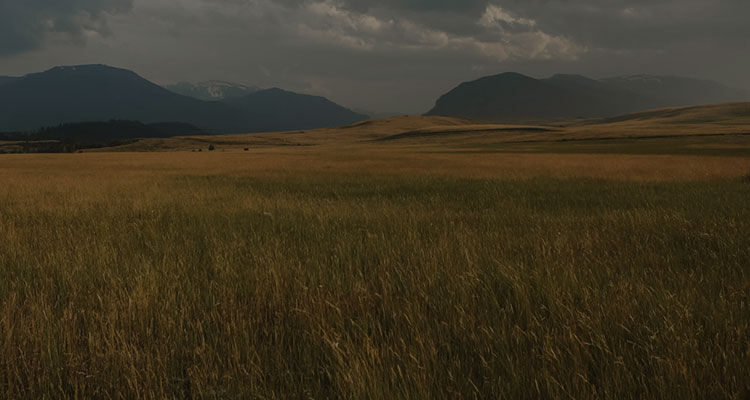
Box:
[0,155,748,398]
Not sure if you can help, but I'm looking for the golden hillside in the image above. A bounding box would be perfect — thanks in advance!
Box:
[91,102,750,152]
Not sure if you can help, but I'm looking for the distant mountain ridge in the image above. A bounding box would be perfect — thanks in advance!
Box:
[426,72,750,122]
[600,74,748,107]
[227,88,369,132]
[0,64,368,133]
[165,81,259,101]
[0,65,241,132]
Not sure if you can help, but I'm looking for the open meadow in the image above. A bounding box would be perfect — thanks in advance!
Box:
[3,103,750,398]
[1,140,748,399]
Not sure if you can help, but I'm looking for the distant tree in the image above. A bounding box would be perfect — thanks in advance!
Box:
[208,145,216,151]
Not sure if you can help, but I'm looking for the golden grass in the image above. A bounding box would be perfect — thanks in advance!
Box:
[91,102,750,152]
[0,147,749,398]
[2,105,750,397]
[91,115,472,152]
[3,149,749,181]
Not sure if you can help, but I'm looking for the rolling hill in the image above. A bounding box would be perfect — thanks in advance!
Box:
[591,102,750,125]
[91,102,750,153]
[0,65,368,134]
[389,102,750,146]
[426,72,749,122]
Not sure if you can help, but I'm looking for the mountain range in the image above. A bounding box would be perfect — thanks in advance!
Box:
[0,65,368,133]
[426,73,750,122]
[2,65,749,137]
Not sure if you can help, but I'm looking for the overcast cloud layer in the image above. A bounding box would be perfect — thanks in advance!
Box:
[1,0,748,113]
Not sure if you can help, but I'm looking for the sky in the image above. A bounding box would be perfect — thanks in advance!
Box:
[1,0,749,114]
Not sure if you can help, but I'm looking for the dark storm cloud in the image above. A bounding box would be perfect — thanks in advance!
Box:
[313,0,750,48]
[500,0,750,49]
[0,0,748,113]
[0,0,133,56]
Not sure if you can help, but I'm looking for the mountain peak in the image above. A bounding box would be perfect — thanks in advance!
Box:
[165,80,259,101]
[609,74,665,84]
[427,71,750,122]
[0,65,367,133]
[259,87,289,94]
[26,64,145,86]
[494,72,532,78]
[547,74,598,82]
[252,87,323,99]
[44,64,133,75]
[483,72,536,82]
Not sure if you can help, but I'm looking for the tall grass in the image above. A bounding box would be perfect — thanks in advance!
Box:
[0,167,748,398]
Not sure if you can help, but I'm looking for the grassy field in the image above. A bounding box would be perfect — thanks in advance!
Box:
[90,102,750,153]
[0,148,748,399]
[442,135,750,158]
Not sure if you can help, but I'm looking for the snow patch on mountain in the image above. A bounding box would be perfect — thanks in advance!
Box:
[165,81,260,101]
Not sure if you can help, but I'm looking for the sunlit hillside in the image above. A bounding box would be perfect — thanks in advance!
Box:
[81,103,750,156]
